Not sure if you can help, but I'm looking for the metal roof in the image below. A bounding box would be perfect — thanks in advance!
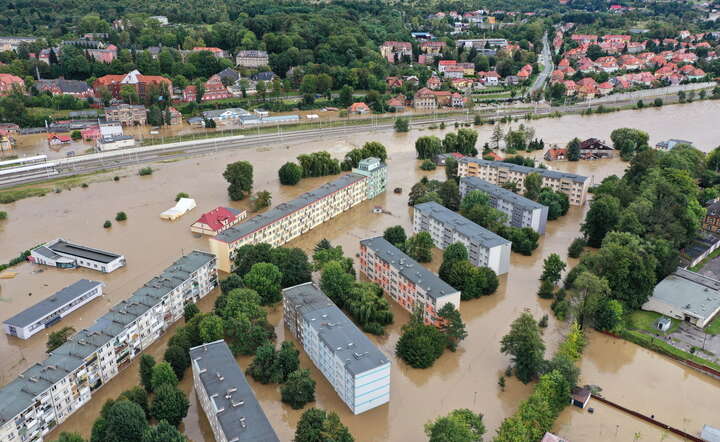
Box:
[414,201,511,249]
[283,283,390,376]
[216,173,366,243]
[47,239,122,264]
[460,176,547,211]
[459,157,588,183]
[649,268,720,321]
[4,279,103,328]
[360,236,459,301]
[190,340,279,442]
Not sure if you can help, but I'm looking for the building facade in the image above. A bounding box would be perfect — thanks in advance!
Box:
[460,176,549,234]
[352,157,387,199]
[359,237,461,326]
[190,340,279,442]
[4,280,104,339]
[235,50,269,67]
[283,283,391,414]
[93,70,172,101]
[103,104,148,126]
[642,268,720,328]
[30,238,126,273]
[413,201,512,275]
[209,162,387,272]
[457,158,590,206]
[0,251,217,442]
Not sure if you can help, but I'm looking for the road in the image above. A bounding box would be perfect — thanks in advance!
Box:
[530,31,554,96]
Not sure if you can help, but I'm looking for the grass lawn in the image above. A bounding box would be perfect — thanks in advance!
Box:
[706,315,720,335]
[626,310,679,335]
[26,107,75,119]
[623,329,720,373]
[689,247,720,272]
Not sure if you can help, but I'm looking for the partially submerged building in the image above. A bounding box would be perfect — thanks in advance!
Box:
[642,268,720,328]
[30,238,126,273]
[190,340,279,442]
[283,283,391,414]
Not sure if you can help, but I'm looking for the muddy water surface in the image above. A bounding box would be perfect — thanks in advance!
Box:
[0,102,719,441]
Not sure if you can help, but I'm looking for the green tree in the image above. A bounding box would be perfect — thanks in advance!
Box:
[183,303,199,322]
[270,247,312,288]
[490,124,504,149]
[404,232,434,263]
[568,237,586,258]
[294,408,354,442]
[523,172,543,201]
[252,190,272,211]
[119,386,149,416]
[150,384,189,427]
[139,355,156,393]
[246,343,280,384]
[281,369,316,409]
[439,180,461,211]
[320,260,355,308]
[141,420,187,442]
[500,312,545,383]
[47,326,75,353]
[396,312,447,368]
[581,195,620,247]
[416,136,443,159]
[198,314,224,343]
[569,271,610,329]
[383,225,407,247]
[425,409,485,442]
[339,85,354,107]
[567,137,581,161]
[91,400,148,442]
[163,345,190,380]
[610,128,650,160]
[275,341,300,382]
[151,362,178,390]
[223,161,253,201]
[438,303,467,351]
[243,262,282,305]
[438,242,468,281]
[278,162,303,185]
[394,117,409,132]
[55,432,86,442]
[233,243,273,277]
[594,298,624,332]
[445,157,459,182]
[540,253,566,285]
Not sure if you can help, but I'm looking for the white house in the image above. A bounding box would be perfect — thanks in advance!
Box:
[31,238,126,273]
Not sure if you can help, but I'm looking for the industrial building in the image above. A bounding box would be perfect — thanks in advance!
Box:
[413,201,511,275]
[191,340,279,442]
[283,283,391,414]
[30,238,126,273]
[459,176,549,234]
[642,268,720,328]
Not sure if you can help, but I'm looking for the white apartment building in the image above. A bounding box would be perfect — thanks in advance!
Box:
[413,202,512,275]
[283,283,391,415]
[4,280,104,339]
[460,176,549,234]
[457,158,590,206]
[210,162,388,272]
[359,237,461,327]
[30,238,126,273]
[190,340,279,442]
[0,251,217,442]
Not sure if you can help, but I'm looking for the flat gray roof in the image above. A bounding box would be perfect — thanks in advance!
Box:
[459,157,588,183]
[190,340,279,442]
[0,251,215,425]
[360,236,459,301]
[47,239,122,264]
[216,173,366,243]
[651,268,720,320]
[460,176,547,211]
[283,282,390,376]
[4,279,103,328]
[414,201,511,249]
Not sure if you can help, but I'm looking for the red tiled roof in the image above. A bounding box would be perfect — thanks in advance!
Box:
[193,207,242,232]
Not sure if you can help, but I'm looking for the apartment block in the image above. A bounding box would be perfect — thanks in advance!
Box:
[457,158,589,206]
[413,202,511,275]
[190,340,279,442]
[283,283,391,414]
[460,176,549,234]
[352,157,387,199]
[209,161,387,272]
[0,251,217,442]
[359,237,461,326]
[4,280,104,339]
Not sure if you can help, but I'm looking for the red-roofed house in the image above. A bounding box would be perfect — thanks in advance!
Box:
[484,151,504,161]
[544,148,567,161]
[200,74,232,101]
[349,102,371,114]
[618,55,641,70]
[426,76,442,90]
[413,87,437,109]
[380,41,412,63]
[576,77,598,98]
[483,71,500,86]
[687,67,706,80]
[93,70,172,101]
[444,65,465,79]
[571,34,598,44]
[387,95,406,111]
[551,70,565,82]
[0,73,25,96]
[627,41,646,54]
[438,60,457,73]
[451,78,473,91]
[672,52,698,64]
[193,47,225,58]
[451,92,465,108]
[598,81,613,95]
[386,76,404,89]
[191,207,247,236]
[602,34,631,43]
[47,134,72,145]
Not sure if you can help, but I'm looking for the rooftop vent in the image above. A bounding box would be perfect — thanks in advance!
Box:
[216,371,224,382]
[239,417,247,428]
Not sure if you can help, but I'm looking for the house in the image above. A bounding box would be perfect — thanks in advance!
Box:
[598,81,613,95]
[86,44,118,63]
[93,70,172,101]
[551,70,565,82]
[426,76,442,90]
[576,77,598,98]
[349,102,370,114]
[655,138,693,150]
[35,78,93,98]
[563,80,577,96]
[251,71,276,82]
[571,386,591,408]
[456,62,476,75]
[0,73,25,96]
[451,92,464,107]
[444,65,465,79]
[642,268,720,328]
[216,67,240,85]
[167,107,182,125]
[235,50,269,67]
[380,41,412,63]
[195,74,232,101]
[0,36,37,52]
[434,152,464,165]
[193,47,225,58]
[47,134,72,145]
[30,238,126,273]
[571,34,598,44]
[0,130,14,151]
[149,15,169,25]
[484,71,500,85]
[96,134,135,151]
[419,41,446,54]
[413,87,437,109]
[451,78,473,91]
[438,59,457,72]
[104,104,148,126]
[191,207,248,236]
[580,138,614,158]
[544,148,567,161]
[386,76,404,89]
[387,95,406,111]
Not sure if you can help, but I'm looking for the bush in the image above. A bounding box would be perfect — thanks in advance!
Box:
[113,176,120,181]
[103,220,112,228]
[394,117,409,132]
[115,211,127,221]
[81,183,89,188]
[278,162,303,185]
[636,99,644,109]
[175,192,189,201]
[0,211,6,220]
[474,114,483,125]
[567,237,586,258]
[70,130,82,140]
[420,160,437,171]
[654,98,663,107]
[138,167,153,176]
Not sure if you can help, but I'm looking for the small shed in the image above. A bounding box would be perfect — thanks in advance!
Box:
[161,198,197,221]
[571,386,591,409]
[655,316,672,332]
[701,425,720,442]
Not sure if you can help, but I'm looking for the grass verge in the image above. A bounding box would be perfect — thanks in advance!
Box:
[621,329,720,373]
[626,310,679,335]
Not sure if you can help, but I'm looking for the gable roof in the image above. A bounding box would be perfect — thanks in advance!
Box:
[192,207,244,232]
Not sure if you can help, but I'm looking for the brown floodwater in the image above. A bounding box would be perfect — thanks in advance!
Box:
[0,102,718,441]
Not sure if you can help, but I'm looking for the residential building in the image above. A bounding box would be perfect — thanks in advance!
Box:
[190,340,279,442]
[0,36,37,52]
[579,138,615,158]
[167,107,182,125]
[434,152,464,165]
[387,95,405,111]
[235,50,269,67]
[413,87,437,109]
[359,237,460,325]
[419,41,446,54]
[209,164,387,272]
[191,207,248,236]
[35,78,93,98]
[216,67,240,85]
[3,280,104,339]
[104,104,148,126]
[30,238,126,273]
[457,158,590,205]
[413,202,512,275]
[283,283,391,414]
[352,157,387,199]
[0,74,25,96]
[86,45,118,63]
[380,41,412,63]
[93,70,172,101]
[149,15,169,25]
[642,268,720,328]
[193,47,226,58]
[703,200,720,233]
[185,74,231,102]
[0,251,217,442]
[655,139,693,150]
[460,176,549,234]
[349,102,370,114]
[47,134,72,145]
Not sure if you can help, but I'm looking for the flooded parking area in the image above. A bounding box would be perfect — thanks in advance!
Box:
[0,101,719,440]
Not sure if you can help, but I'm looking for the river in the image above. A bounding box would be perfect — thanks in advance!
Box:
[0,100,719,441]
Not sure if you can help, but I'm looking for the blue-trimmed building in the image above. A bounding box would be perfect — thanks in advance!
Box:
[282,282,391,414]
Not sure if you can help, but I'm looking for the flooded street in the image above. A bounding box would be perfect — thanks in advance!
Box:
[0,100,719,440]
